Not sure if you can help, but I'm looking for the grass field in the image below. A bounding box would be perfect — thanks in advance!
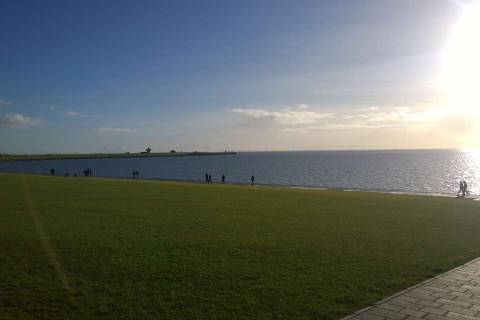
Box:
[0,151,236,162]
[1,173,480,319]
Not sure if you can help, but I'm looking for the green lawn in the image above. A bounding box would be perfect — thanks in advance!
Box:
[1,173,480,319]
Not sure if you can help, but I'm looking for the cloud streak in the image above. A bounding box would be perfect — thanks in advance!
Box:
[0,99,12,108]
[98,127,134,133]
[230,104,458,132]
[50,105,100,118]
[64,110,100,118]
[0,114,44,128]
[231,105,334,125]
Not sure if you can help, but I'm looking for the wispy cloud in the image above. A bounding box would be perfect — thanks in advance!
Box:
[64,110,100,118]
[231,105,334,125]
[356,106,379,112]
[98,127,134,133]
[0,113,44,128]
[230,104,457,132]
[50,105,100,118]
[0,99,13,108]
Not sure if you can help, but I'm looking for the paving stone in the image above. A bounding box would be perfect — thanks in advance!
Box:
[424,286,452,294]
[447,286,469,293]
[396,295,419,303]
[433,293,457,300]
[421,307,448,316]
[389,299,423,311]
[449,291,474,299]
[453,297,480,307]
[399,308,427,318]
[355,312,386,320]
[424,314,453,320]
[378,303,404,312]
[417,299,442,308]
[444,311,480,320]
[469,305,480,312]
[405,291,438,301]
[463,286,480,295]
[437,298,472,309]
[368,307,407,320]
[429,281,449,289]
[440,305,478,317]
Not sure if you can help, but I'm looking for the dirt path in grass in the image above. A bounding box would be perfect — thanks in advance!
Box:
[21,176,77,306]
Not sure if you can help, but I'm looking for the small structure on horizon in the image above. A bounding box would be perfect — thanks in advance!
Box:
[141,147,152,154]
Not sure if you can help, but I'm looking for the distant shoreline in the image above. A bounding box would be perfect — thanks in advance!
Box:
[0,151,237,162]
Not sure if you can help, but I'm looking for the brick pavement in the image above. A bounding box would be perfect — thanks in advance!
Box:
[341,258,480,320]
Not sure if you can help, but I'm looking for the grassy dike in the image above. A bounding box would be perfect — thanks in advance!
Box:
[1,172,480,319]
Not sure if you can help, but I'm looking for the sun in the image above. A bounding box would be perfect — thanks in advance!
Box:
[442,2,480,116]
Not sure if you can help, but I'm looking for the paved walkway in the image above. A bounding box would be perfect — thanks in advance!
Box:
[341,258,480,320]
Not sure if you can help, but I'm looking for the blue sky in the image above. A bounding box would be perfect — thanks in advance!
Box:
[0,0,477,153]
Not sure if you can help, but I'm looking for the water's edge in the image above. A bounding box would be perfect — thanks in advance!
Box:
[2,170,477,200]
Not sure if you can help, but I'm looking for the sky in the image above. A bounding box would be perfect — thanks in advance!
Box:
[1,0,479,153]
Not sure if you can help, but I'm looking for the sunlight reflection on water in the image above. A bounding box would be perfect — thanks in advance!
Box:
[463,151,480,195]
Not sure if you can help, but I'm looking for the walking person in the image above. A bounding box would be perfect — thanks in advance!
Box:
[50,168,55,176]
[464,181,469,196]
[458,181,464,197]
[221,174,225,184]
[251,175,255,186]
[205,173,209,183]
[208,174,212,184]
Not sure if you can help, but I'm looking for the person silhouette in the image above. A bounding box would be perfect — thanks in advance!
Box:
[458,181,464,197]
[251,175,255,186]
[205,173,209,183]
[208,174,212,183]
[222,174,225,184]
[464,181,469,196]
[50,168,55,176]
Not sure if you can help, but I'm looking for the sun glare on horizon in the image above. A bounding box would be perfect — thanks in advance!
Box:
[443,1,480,116]
[442,1,480,149]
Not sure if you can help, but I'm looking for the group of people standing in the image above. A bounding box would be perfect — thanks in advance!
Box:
[458,180,469,197]
[49,167,92,177]
[205,173,255,186]
[205,173,213,183]
[49,167,257,186]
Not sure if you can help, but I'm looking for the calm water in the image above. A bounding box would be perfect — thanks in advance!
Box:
[1,150,479,196]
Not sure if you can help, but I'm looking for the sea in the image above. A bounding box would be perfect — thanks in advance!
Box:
[1,150,479,197]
